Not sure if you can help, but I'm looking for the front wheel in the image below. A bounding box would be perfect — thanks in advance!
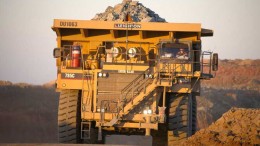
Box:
[167,93,196,145]
[58,89,81,143]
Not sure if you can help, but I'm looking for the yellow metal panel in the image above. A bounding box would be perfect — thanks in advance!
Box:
[103,64,149,71]
[59,79,83,89]
[56,69,94,90]
[159,63,192,72]
[93,70,98,112]
[82,112,159,123]
[170,84,191,93]
[56,58,61,66]
[53,19,201,32]
[116,122,158,130]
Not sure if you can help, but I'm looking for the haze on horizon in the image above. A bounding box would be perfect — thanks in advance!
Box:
[0,0,260,84]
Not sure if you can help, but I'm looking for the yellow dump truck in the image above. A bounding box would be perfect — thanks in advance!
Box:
[52,19,218,145]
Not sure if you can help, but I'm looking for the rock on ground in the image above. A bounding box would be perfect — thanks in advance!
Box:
[181,108,260,146]
[92,0,166,22]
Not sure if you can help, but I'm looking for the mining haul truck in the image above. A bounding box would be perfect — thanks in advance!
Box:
[52,19,218,145]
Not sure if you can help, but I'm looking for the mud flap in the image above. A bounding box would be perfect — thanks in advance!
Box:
[105,135,152,146]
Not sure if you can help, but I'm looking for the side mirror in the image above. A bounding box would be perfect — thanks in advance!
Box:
[53,48,61,58]
[212,53,218,71]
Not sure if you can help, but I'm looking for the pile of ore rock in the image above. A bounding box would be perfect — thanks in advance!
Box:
[181,108,260,145]
[92,0,166,22]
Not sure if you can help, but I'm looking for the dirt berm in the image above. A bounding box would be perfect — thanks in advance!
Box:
[181,108,260,146]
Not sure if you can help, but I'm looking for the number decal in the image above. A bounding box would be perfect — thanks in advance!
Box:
[60,22,78,27]
[65,73,75,78]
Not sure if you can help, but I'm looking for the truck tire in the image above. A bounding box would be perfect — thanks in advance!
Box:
[58,89,81,143]
[167,93,196,145]
[191,94,197,135]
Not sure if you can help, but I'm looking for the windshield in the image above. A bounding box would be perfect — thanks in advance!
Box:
[160,43,189,59]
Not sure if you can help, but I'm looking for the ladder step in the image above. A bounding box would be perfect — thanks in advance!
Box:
[81,121,91,139]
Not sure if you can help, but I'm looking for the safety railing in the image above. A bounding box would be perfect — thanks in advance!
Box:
[60,45,84,69]
[201,51,214,79]
[120,68,155,110]
[121,68,150,94]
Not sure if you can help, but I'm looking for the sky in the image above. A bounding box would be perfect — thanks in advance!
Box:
[0,0,260,84]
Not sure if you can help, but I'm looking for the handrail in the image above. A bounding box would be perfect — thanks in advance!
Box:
[201,51,213,77]
[121,68,150,94]
[120,68,156,109]
[119,51,208,114]
[118,50,214,114]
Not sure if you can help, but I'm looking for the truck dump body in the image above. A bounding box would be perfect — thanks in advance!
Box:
[53,19,201,31]
[53,19,217,145]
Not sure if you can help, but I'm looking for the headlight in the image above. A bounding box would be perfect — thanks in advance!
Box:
[98,72,103,77]
[128,47,137,58]
[143,109,152,115]
[111,47,119,58]
[98,72,109,78]
[145,74,153,78]
[103,73,109,78]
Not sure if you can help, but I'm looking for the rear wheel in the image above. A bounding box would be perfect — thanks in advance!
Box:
[58,89,81,143]
[167,93,196,145]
